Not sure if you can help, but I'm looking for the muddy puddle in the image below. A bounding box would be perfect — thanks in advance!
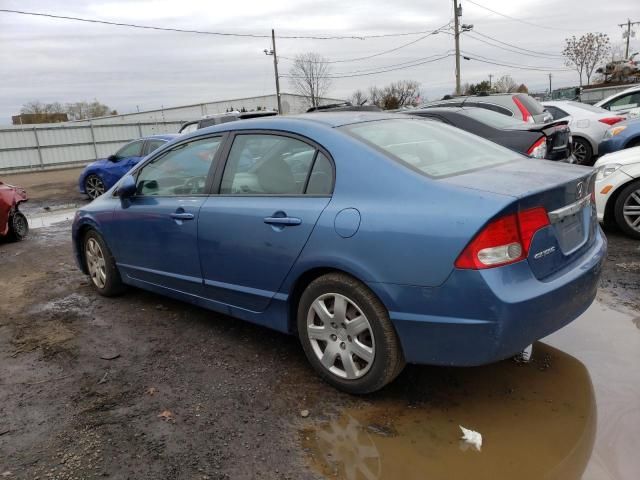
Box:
[25,207,76,229]
[302,301,639,480]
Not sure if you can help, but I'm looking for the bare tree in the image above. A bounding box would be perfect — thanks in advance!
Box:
[494,75,518,93]
[288,53,332,108]
[563,33,610,86]
[367,80,422,110]
[516,84,529,93]
[65,100,116,120]
[349,89,368,106]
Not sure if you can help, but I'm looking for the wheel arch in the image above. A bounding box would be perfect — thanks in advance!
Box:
[623,134,640,149]
[73,219,106,274]
[603,177,639,226]
[286,266,388,335]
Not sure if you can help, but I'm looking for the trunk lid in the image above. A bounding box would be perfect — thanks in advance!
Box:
[507,120,572,161]
[443,158,597,279]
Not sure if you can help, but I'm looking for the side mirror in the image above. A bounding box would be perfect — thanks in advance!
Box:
[117,174,137,198]
[108,154,119,162]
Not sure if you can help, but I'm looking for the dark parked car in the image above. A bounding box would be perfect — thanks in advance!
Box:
[79,135,178,199]
[72,113,605,394]
[179,111,278,135]
[0,179,28,241]
[405,107,573,161]
[423,93,553,124]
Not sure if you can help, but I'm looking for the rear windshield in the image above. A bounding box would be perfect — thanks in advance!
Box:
[566,101,608,113]
[459,108,525,128]
[344,118,518,178]
[516,94,545,115]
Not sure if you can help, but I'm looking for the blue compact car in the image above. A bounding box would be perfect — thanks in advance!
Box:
[598,117,640,156]
[78,134,178,199]
[72,113,606,393]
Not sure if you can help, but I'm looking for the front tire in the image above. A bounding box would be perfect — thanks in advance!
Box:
[85,174,106,199]
[83,230,126,296]
[614,180,640,239]
[297,273,405,394]
[7,211,29,241]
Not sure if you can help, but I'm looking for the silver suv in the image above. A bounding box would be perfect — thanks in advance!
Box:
[422,93,552,124]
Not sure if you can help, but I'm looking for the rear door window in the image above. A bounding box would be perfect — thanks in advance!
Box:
[606,92,640,112]
[345,118,518,178]
[220,134,317,194]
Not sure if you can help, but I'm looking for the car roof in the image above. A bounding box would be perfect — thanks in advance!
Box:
[145,134,179,141]
[180,112,410,139]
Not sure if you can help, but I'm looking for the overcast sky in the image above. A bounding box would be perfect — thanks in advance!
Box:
[0,0,638,124]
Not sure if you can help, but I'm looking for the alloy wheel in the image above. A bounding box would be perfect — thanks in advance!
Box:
[86,175,105,199]
[622,187,640,233]
[85,237,107,289]
[306,293,375,380]
[572,141,588,164]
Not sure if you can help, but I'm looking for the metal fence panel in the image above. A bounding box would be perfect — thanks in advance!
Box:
[0,121,183,173]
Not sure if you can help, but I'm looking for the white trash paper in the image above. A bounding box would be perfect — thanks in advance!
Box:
[459,425,482,451]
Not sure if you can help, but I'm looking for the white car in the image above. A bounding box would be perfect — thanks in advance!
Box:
[594,146,640,238]
[594,85,640,119]
[542,100,625,165]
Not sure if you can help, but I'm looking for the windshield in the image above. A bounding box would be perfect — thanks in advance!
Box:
[459,108,525,128]
[344,118,519,178]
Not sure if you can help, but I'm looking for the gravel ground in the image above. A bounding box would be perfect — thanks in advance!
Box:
[0,168,638,479]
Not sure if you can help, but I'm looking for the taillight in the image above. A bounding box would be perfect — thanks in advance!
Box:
[513,96,532,123]
[455,207,550,270]
[527,136,547,158]
[598,117,624,126]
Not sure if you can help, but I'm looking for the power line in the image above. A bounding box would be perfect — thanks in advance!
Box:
[327,51,453,75]
[0,8,451,40]
[467,32,564,59]
[282,54,454,79]
[461,51,572,72]
[465,0,568,32]
[280,21,452,64]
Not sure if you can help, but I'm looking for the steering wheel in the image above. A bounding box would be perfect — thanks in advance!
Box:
[184,176,207,193]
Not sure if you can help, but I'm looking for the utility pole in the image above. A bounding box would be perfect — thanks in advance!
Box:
[488,74,493,89]
[618,19,640,58]
[548,73,552,94]
[264,29,282,113]
[453,0,461,95]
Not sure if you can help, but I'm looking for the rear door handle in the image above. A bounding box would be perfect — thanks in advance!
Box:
[171,212,195,220]
[264,216,302,226]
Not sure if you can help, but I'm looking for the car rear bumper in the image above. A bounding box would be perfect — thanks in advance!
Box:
[368,228,606,366]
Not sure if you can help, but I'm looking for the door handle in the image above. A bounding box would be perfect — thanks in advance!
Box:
[264,216,302,226]
[171,212,195,220]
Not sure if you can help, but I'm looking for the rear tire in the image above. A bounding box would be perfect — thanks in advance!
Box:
[297,273,405,394]
[572,137,594,166]
[614,180,640,239]
[7,211,29,241]
[83,230,126,296]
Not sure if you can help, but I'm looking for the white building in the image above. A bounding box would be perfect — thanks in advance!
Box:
[80,93,345,125]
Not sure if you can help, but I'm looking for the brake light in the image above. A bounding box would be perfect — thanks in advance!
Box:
[598,117,624,126]
[527,136,547,158]
[455,207,550,270]
[513,96,532,123]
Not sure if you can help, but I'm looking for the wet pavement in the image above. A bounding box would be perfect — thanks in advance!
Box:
[302,301,639,480]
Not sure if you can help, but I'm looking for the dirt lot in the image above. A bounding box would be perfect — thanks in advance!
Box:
[1,168,639,479]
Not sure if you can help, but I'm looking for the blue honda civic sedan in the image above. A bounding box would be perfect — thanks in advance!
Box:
[78,134,178,199]
[72,113,606,393]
